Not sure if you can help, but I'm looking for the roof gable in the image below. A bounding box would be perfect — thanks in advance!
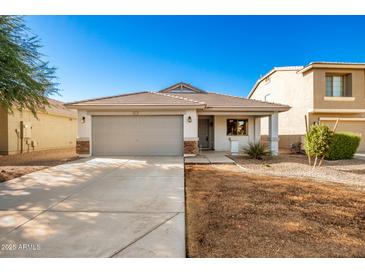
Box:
[158,82,207,94]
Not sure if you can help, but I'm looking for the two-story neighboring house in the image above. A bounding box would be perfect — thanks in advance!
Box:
[248,62,365,152]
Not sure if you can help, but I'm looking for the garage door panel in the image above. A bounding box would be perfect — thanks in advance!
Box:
[92,116,183,156]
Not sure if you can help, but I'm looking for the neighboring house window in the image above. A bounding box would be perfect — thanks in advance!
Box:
[226,119,248,136]
[325,74,352,97]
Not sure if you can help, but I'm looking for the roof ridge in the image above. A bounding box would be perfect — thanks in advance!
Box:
[153,91,204,105]
[65,91,149,105]
[207,91,289,108]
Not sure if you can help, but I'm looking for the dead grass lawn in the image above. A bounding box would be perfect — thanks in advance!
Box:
[0,148,78,182]
[185,164,365,257]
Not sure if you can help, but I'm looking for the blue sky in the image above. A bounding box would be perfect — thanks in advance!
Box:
[26,16,365,102]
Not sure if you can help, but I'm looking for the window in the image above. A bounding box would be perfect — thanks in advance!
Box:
[325,74,352,97]
[226,119,248,136]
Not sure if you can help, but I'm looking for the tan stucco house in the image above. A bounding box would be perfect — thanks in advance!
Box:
[0,99,77,155]
[248,62,365,152]
[66,82,289,157]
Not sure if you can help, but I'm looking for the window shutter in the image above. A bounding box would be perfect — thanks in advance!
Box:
[345,74,352,97]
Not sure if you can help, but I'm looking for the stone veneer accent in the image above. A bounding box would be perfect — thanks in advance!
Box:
[76,139,90,155]
[184,140,199,155]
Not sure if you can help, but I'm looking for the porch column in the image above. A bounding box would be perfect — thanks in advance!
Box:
[268,112,279,156]
[254,117,261,143]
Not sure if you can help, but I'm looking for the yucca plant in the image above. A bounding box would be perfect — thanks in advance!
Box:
[243,142,270,160]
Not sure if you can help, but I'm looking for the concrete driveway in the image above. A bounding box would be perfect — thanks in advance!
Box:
[0,156,185,258]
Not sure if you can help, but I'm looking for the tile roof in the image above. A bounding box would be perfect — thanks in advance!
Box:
[41,98,77,118]
[176,92,287,108]
[67,92,202,106]
[66,90,289,110]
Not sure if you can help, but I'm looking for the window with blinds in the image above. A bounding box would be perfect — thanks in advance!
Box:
[325,74,352,97]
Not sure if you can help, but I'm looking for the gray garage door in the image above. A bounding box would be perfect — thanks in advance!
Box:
[92,115,183,156]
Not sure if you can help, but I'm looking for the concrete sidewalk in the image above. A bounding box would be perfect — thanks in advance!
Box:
[185,151,235,164]
[354,153,365,161]
[0,156,185,258]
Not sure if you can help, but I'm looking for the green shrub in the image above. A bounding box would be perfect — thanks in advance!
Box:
[243,142,269,159]
[304,124,334,159]
[326,132,361,160]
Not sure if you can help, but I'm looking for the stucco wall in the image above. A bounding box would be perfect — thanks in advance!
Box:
[309,112,365,152]
[312,68,365,109]
[214,116,255,151]
[183,110,198,139]
[77,110,92,139]
[0,108,8,154]
[251,70,314,136]
[250,70,314,148]
[6,109,77,154]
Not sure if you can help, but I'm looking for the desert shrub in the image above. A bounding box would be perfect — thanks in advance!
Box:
[243,142,269,159]
[304,124,334,159]
[327,132,361,160]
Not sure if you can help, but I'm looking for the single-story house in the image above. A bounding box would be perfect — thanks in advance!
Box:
[65,82,290,157]
[0,99,77,155]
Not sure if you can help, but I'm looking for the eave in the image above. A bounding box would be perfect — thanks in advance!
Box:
[66,104,206,110]
[299,62,365,74]
[203,106,290,112]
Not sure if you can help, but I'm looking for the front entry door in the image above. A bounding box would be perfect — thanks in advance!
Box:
[198,118,210,149]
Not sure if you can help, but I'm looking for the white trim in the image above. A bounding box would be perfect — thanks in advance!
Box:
[205,107,289,112]
[199,111,274,116]
[319,117,365,122]
[300,62,365,73]
[87,110,187,115]
[184,137,199,141]
[68,105,205,110]
[184,154,197,157]
[309,108,365,114]
[323,96,355,101]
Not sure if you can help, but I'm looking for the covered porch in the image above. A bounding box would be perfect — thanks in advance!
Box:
[190,111,279,156]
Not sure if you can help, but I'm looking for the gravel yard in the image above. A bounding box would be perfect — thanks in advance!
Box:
[0,148,78,182]
[185,164,365,257]
[231,154,365,190]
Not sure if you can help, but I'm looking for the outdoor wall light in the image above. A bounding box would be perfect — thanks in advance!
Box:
[187,116,192,123]
[81,116,86,124]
